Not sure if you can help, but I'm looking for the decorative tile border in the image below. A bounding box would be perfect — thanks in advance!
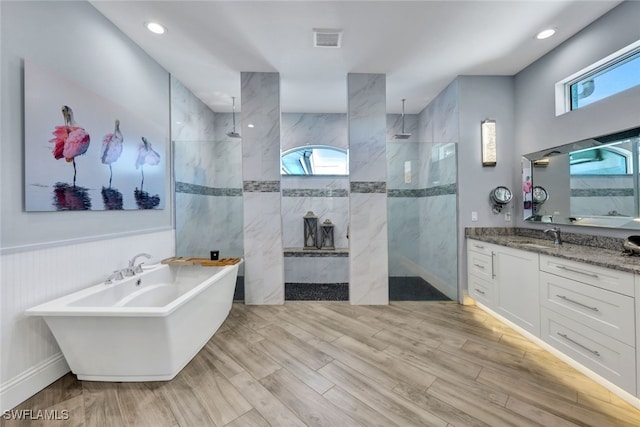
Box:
[243,180,281,192]
[350,181,386,193]
[388,189,425,198]
[175,182,242,197]
[571,188,633,197]
[282,189,349,197]
[284,248,349,257]
[388,183,457,198]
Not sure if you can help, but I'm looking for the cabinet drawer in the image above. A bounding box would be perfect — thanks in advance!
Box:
[468,275,494,307]
[467,250,493,282]
[467,239,493,257]
[540,272,635,346]
[541,308,636,394]
[539,255,634,297]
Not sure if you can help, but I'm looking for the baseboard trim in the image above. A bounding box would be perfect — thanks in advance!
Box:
[0,353,70,412]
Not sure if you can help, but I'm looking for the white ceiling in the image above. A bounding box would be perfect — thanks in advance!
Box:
[90,0,621,114]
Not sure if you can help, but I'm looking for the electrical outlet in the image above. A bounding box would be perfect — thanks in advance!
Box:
[471,211,478,222]
[505,212,511,222]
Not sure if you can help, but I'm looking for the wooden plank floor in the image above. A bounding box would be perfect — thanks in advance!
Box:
[4,302,640,426]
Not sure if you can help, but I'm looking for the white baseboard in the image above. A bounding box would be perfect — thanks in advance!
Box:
[0,353,70,412]
[476,302,640,411]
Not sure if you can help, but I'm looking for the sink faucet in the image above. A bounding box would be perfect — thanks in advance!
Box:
[544,227,562,245]
[125,253,152,276]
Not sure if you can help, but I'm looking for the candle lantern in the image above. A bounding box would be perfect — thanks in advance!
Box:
[320,219,335,250]
[303,211,318,250]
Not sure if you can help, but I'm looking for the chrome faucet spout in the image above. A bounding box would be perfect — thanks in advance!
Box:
[126,253,152,275]
[544,227,562,245]
[128,253,152,267]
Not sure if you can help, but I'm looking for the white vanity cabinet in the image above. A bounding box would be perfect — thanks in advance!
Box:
[467,240,497,308]
[467,239,540,335]
[539,255,636,394]
[494,245,540,336]
[467,237,640,399]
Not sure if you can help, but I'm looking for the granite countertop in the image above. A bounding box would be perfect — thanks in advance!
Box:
[466,227,640,275]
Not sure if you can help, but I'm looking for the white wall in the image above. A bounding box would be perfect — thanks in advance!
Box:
[1,1,174,411]
[513,1,640,238]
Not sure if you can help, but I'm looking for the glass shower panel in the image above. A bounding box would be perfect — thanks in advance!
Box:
[387,141,457,301]
[173,139,244,295]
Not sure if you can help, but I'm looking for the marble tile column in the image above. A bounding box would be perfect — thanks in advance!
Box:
[348,73,389,305]
[241,72,284,304]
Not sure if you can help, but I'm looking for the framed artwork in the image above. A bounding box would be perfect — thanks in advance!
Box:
[24,60,166,211]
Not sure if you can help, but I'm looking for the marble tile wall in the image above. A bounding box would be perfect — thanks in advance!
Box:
[570,175,634,217]
[172,77,244,263]
[241,72,284,304]
[284,257,349,284]
[280,113,350,287]
[386,113,419,144]
[281,177,349,250]
[281,113,348,152]
[387,136,457,292]
[384,82,460,301]
[414,82,460,300]
[348,73,388,305]
[171,77,216,141]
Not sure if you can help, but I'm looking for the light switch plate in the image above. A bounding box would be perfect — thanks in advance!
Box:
[471,211,478,221]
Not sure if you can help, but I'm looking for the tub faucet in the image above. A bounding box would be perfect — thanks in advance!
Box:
[544,226,562,245]
[126,253,152,276]
[105,270,124,284]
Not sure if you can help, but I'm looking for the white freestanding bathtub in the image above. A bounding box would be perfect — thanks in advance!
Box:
[25,261,241,382]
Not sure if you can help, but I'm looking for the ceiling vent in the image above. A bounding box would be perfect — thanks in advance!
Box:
[313,28,343,48]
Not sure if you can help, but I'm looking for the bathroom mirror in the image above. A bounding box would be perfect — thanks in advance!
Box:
[522,126,640,229]
[281,145,348,176]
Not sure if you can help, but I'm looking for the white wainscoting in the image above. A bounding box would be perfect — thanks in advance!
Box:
[0,229,175,411]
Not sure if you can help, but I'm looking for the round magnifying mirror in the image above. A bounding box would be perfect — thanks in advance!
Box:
[532,186,548,204]
[491,186,512,204]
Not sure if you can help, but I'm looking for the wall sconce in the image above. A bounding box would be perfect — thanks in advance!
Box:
[481,119,497,167]
[320,219,335,250]
[303,211,318,250]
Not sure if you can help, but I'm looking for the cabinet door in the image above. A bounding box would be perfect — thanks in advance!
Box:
[495,246,540,336]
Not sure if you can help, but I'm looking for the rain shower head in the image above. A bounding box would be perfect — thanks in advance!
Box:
[394,98,412,140]
[227,96,241,138]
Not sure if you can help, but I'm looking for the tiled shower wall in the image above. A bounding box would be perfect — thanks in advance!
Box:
[241,72,284,304]
[416,81,459,300]
[281,113,349,284]
[348,73,389,305]
[172,77,243,261]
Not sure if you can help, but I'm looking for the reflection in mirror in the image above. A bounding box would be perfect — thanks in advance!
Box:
[281,145,348,176]
[522,126,640,229]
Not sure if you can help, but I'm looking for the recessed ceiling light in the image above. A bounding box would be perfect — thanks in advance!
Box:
[247,124,255,128]
[536,28,556,40]
[146,22,166,35]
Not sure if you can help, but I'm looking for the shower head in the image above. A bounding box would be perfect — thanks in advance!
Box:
[227,96,241,139]
[394,98,412,140]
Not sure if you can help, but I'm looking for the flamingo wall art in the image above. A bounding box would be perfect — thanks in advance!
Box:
[24,60,166,211]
